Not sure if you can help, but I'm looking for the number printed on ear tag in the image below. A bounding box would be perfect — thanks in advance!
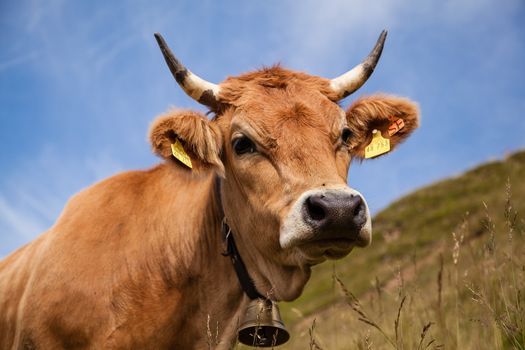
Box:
[171,139,193,169]
[388,117,405,136]
[364,130,390,159]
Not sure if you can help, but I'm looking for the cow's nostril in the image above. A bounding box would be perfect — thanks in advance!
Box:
[350,195,367,229]
[353,197,363,217]
[306,197,326,222]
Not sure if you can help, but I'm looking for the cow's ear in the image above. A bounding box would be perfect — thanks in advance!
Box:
[345,95,419,159]
[149,109,224,175]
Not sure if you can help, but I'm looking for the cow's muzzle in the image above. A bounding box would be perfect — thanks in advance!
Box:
[303,191,367,244]
[280,187,372,252]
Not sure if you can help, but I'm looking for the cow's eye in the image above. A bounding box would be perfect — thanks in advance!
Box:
[232,136,256,155]
[341,127,352,144]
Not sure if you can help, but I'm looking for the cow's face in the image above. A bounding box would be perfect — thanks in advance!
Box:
[150,33,419,298]
[216,69,372,266]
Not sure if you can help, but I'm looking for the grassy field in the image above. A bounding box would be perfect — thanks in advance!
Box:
[273,150,525,349]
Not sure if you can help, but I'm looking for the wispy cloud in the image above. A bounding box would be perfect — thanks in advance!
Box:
[279,0,521,72]
[0,145,124,256]
[0,52,38,72]
[0,195,46,241]
[25,0,65,32]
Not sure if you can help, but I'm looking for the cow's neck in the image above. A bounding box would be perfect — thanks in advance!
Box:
[153,165,249,348]
[223,225,311,302]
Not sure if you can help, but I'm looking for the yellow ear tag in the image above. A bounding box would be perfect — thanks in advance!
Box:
[365,130,390,159]
[171,140,193,169]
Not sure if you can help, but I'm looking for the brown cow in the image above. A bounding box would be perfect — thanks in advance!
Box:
[0,31,419,349]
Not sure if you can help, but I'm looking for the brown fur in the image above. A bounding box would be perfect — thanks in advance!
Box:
[0,65,419,349]
[219,65,340,106]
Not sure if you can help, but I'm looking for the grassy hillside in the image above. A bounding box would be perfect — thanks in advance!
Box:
[276,150,525,349]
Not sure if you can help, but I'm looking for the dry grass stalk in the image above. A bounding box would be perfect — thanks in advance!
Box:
[206,314,219,349]
[308,318,323,350]
[437,253,443,311]
[504,178,517,244]
[375,276,384,317]
[364,330,372,350]
[451,230,464,266]
[394,295,407,348]
[271,329,278,350]
[482,201,496,254]
[451,220,466,348]
[396,265,405,298]
[416,322,433,350]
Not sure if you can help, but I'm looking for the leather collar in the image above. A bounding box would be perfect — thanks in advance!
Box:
[215,177,264,300]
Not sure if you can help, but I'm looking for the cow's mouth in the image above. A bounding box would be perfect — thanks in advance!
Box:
[296,237,357,261]
[303,237,356,250]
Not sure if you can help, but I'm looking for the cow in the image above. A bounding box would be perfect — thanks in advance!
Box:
[0,31,419,349]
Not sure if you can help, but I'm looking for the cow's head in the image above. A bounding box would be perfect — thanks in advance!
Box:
[149,32,419,300]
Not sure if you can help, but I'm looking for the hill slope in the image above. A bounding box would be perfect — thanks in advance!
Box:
[279,150,525,349]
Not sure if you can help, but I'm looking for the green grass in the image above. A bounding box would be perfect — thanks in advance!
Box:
[277,150,525,349]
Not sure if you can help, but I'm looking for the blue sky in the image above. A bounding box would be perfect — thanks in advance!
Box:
[1,0,524,257]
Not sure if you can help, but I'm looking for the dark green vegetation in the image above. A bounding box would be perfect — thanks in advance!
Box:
[280,150,525,349]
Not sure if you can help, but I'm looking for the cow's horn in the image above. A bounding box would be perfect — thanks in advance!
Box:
[330,30,387,100]
[154,33,220,109]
